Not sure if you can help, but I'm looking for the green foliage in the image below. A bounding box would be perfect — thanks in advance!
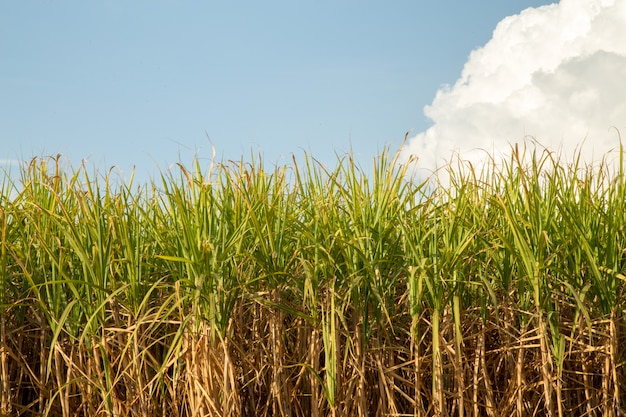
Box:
[1,143,625,416]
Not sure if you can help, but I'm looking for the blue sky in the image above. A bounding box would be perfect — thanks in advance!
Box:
[1,1,574,184]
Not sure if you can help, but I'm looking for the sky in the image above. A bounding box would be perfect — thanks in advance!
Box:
[3,0,621,187]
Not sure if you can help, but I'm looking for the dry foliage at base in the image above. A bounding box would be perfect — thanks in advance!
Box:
[1,143,625,416]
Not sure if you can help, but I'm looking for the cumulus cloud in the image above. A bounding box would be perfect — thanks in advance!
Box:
[401,0,626,179]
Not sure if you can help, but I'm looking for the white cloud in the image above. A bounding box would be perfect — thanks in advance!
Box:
[0,159,23,167]
[401,0,626,180]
